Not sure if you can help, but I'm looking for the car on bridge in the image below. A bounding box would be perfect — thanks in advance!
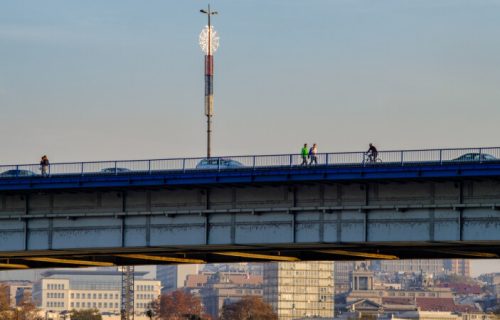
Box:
[101,167,131,174]
[196,158,244,169]
[0,169,37,177]
[453,153,497,162]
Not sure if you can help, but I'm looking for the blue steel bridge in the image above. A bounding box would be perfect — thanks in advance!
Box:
[0,146,500,270]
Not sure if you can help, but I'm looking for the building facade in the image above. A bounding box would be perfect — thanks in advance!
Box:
[375,260,445,274]
[263,261,334,320]
[0,281,33,308]
[334,261,355,294]
[32,270,160,316]
[156,264,201,293]
[446,260,471,277]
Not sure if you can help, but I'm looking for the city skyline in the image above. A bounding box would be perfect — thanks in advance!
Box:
[1,1,500,274]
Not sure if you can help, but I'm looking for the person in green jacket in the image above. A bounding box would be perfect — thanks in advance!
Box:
[301,143,309,166]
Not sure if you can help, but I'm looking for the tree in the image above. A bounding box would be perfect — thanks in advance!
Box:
[0,284,11,319]
[69,309,102,320]
[15,298,41,320]
[220,296,277,320]
[154,290,210,320]
[0,285,41,320]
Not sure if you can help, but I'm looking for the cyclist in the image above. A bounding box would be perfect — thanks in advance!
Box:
[366,143,378,163]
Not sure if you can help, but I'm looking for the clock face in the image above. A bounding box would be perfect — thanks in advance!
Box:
[199,26,220,55]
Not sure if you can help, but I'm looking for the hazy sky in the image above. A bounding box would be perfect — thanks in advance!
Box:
[1,1,500,273]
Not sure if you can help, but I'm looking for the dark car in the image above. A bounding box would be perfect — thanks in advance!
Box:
[453,153,497,162]
[101,167,131,174]
[196,158,244,169]
[0,169,37,177]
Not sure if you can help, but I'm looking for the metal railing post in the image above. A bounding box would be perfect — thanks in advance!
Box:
[401,151,404,166]
[479,148,482,163]
[289,154,293,168]
[182,159,186,173]
[439,149,443,165]
[252,156,256,170]
[15,165,19,177]
[81,163,84,176]
[114,161,118,175]
[148,160,151,174]
[326,153,329,166]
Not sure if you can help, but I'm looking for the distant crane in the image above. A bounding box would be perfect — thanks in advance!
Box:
[121,266,135,320]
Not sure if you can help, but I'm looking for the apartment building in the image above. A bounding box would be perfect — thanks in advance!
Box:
[32,270,160,316]
[263,261,334,320]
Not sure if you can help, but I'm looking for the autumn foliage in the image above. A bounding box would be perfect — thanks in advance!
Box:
[70,309,102,320]
[220,296,277,320]
[0,284,41,320]
[153,290,210,320]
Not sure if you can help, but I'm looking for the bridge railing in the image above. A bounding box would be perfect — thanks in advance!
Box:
[1,147,499,178]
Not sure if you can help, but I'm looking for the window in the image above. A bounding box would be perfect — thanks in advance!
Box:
[115,303,118,308]
[104,302,108,308]
[76,302,80,308]
[87,293,91,299]
[71,302,74,307]
[76,293,80,299]
[98,303,102,308]
[93,302,96,308]
[104,293,108,299]
[98,293,102,299]
[71,293,74,299]
[87,302,91,308]
[93,293,97,299]
[115,294,119,299]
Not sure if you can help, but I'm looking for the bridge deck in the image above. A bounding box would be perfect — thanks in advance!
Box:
[1,147,500,269]
[0,161,500,191]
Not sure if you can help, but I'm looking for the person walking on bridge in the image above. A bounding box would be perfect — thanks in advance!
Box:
[301,144,309,166]
[40,155,50,177]
[309,143,318,165]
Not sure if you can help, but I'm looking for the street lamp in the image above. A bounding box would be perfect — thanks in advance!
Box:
[199,4,219,158]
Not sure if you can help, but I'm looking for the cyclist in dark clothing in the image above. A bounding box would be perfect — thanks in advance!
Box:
[367,143,378,162]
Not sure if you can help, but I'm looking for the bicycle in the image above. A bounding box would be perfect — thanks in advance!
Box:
[363,152,382,164]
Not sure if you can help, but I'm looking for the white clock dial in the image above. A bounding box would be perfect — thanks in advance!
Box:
[199,25,220,55]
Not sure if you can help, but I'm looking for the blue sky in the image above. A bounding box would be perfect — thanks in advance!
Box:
[1,1,500,273]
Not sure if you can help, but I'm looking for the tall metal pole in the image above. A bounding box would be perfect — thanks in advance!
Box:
[207,5,212,158]
[201,4,217,158]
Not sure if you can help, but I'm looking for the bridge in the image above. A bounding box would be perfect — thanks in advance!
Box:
[1,147,500,269]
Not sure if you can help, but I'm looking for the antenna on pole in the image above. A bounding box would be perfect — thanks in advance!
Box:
[199,4,219,158]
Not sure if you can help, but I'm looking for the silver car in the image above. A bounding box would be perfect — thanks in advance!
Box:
[196,159,244,169]
[453,153,496,162]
